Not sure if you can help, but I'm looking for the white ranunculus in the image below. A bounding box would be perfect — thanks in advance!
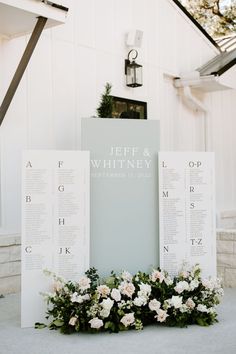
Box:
[197,304,208,313]
[111,288,121,302]
[150,270,165,283]
[89,317,104,329]
[119,281,135,298]
[70,292,84,303]
[149,299,161,312]
[78,276,91,291]
[133,296,146,307]
[69,316,78,326]
[101,298,114,311]
[97,285,110,298]
[120,313,135,327]
[186,298,195,310]
[174,281,189,294]
[121,271,133,282]
[169,296,183,309]
[155,309,169,323]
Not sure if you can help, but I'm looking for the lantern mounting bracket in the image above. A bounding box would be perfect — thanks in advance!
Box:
[125,49,138,74]
[124,49,143,88]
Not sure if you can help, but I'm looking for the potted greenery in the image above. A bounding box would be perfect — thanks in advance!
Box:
[96,82,113,118]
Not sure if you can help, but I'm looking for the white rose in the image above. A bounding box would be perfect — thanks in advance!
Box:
[180,304,188,313]
[133,296,146,307]
[70,292,84,303]
[208,307,216,314]
[139,283,152,296]
[111,288,121,302]
[101,298,114,311]
[150,270,165,283]
[169,296,183,309]
[89,317,104,329]
[202,278,217,291]
[69,316,78,326]
[164,276,173,286]
[120,313,135,327]
[100,308,110,318]
[174,281,189,294]
[97,285,110,298]
[197,304,208,313]
[119,281,135,298]
[155,309,169,323]
[189,279,199,291]
[186,298,195,310]
[53,281,63,293]
[78,276,91,291]
[149,299,161,312]
[82,293,90,301]
[121,271,133,282]
[179,271,189,279]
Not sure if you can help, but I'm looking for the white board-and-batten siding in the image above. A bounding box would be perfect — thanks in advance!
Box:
[0,0,235,234]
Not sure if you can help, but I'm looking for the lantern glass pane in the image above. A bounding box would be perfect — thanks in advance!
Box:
[126,62,142,87]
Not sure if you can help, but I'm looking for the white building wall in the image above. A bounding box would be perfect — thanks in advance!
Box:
[0,0,235,234]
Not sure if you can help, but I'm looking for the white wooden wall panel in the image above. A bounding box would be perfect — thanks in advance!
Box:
[26,33,53,149]
[0,0,236,233]
[113,0,134,56]
[94,0,115,53]
[75,0,95,48]
[157,0,177,74]
[52,40,76,149]
[52,1,74,43]
[75,46,96,119]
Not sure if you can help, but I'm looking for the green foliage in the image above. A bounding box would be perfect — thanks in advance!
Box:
[96,83,113,118]
[179,0,236,37]
[37,265,223,334]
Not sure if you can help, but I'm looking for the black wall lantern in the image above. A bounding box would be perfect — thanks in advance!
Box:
[125,49,143,88]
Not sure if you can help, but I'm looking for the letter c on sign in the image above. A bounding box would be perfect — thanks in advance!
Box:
[25,246,32,253]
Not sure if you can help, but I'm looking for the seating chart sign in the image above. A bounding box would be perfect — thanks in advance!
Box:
[21,150,90,328]
[159,152,216,277]
[82,118,160,276]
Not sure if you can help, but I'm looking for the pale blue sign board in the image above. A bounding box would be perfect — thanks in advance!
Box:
[82,118,160,276]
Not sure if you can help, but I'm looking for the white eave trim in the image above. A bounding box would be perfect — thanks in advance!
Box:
[174,74,232,92]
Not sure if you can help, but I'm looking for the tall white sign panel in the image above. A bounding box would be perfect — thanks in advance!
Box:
[159,152,216,277]
[82,119,160,276]
[21,151,90,328]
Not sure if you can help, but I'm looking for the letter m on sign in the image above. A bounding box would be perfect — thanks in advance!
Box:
[163,191,169,198]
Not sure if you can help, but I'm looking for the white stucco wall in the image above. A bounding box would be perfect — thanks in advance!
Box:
[0,0,235,235]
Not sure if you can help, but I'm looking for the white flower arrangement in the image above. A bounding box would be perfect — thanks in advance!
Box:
[36,265,223,334]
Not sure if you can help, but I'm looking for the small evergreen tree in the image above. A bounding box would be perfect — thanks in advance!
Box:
[96,83,113,118]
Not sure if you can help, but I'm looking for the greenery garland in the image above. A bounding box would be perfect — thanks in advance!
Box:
[36,264,223,334]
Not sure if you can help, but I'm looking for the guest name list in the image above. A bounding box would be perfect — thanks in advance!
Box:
[21,150,90,328]
[159,152,216,277]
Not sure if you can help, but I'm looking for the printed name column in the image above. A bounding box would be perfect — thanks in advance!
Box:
[159,158,187,276]
[21,152,54,328]
[21,150,90,328]
[159,152,216,278]
[186,156,216,276]
[54,152,90,280]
